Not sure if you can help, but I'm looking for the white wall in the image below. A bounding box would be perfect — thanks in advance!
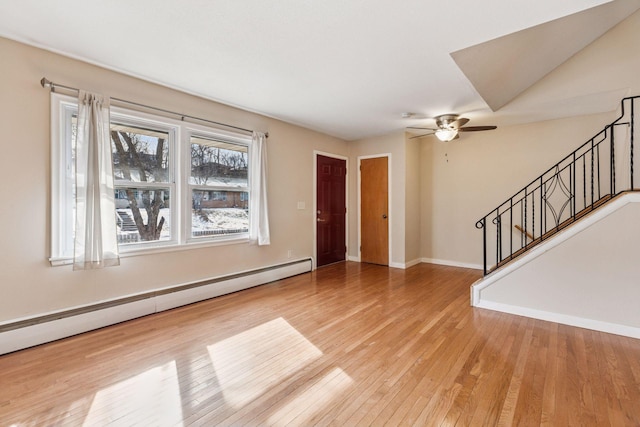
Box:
[0,37,347,323]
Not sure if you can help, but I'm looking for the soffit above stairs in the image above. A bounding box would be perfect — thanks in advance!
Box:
[451,0,640,112]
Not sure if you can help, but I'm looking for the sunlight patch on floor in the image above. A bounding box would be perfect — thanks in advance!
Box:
[267,367,353,426]
[207,317,323,409]
[83,361,183,426]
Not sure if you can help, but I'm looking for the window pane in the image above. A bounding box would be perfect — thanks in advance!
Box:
[116,188,171,244]
[192,190,248,237]
[190,136,248,187]
[111,123,170,183]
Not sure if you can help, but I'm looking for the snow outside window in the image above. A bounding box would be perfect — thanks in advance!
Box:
[189,135,249,240]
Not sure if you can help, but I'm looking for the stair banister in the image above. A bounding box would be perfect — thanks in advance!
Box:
[477,96,639,276]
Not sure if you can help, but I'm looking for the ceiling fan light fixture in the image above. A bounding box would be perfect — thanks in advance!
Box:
[435,128,458,142]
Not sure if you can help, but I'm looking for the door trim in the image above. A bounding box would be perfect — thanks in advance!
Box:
[357,153,392,265]
[313,151,348,270]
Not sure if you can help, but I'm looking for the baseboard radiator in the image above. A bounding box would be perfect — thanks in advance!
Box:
[0,258,313,356]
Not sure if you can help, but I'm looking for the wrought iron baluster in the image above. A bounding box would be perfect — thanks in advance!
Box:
[611,125,616,195]
[597,143,601,200]
[524,193,528,247]
[492,212,501,264]
[497,215,502,262]
[540,176,544,239]
[572,153,576,219]
[590,139,595,207]
[509,198,513,259]
[532,189,535,241]
[520,202,524,248]
[475,217,486,275]
[632,99,635,190]
[582,155,586,210]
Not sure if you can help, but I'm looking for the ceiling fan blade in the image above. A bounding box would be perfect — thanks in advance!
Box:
[407,126,438,131]
[449,117,469,129]
[409,132,435,139]
[458,125,497,132]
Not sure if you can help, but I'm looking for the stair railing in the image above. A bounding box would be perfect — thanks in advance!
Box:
[477,96,638,275]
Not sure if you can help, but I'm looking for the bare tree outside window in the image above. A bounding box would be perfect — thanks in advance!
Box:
[111,127,169,241]
[190,142,248,185]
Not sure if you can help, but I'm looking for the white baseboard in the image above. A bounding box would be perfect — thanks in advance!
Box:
[0,299,156,355]
[475,300,640,340]
[350,257,480,270]
[404,258,422,268]
[388,261,406,269]
[421,258,483,270]
[387,258,422,269]
[0,258,312,355]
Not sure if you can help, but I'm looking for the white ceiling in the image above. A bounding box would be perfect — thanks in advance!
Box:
[0,0,638,140]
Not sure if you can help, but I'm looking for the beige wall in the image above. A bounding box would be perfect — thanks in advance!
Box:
[421,9,640,267]
[347,132,406,266]
[0,37,347,322]
[404,135,421,264]
[350,9,640,269]
[419,113,616,266]
[4,7,640,323]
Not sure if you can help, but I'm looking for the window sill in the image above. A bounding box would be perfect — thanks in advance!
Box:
[49,234,251,267]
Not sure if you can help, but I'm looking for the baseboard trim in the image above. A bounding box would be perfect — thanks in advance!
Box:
[350,257,481,270]
[421,258,483,270]
[388,261,406,269]
[0,258,313,355]
[475,300,640,340]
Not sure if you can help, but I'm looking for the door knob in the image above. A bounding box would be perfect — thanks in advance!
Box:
[382,214,388,219]
[317,218,326,222]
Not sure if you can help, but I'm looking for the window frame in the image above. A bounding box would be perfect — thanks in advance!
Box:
[109,106,179,251]
[183,125,251,244]
[50,93,253,265]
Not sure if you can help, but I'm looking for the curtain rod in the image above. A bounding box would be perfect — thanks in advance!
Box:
[40,77,268,138]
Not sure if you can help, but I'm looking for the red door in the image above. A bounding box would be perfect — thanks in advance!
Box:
[316,155,346,267]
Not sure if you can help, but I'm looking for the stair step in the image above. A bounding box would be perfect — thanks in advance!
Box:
[116,210,139,232]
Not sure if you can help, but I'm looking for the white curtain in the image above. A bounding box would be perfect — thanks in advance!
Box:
[249,131,271,245]
[74,90,120,270]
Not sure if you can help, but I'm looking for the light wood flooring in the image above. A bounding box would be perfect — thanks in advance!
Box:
[2,262,640,426]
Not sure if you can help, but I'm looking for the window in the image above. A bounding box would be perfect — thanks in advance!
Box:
[51,93,252,262]
[111,120,175,245]
[189,135,249,239]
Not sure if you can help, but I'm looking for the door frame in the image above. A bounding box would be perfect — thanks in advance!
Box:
[357,153,392,265]
[313,151,349,270]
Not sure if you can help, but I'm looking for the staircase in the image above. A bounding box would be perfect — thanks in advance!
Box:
[476,96,639,275]
[116,210,138,231]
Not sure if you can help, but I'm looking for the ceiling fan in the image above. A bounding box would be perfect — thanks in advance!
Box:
[407,114,497,141]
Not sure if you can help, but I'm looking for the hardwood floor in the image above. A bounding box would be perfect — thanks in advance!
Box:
[2,262,640,426]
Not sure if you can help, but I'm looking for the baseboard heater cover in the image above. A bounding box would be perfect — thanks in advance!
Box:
[0,258,313,356]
